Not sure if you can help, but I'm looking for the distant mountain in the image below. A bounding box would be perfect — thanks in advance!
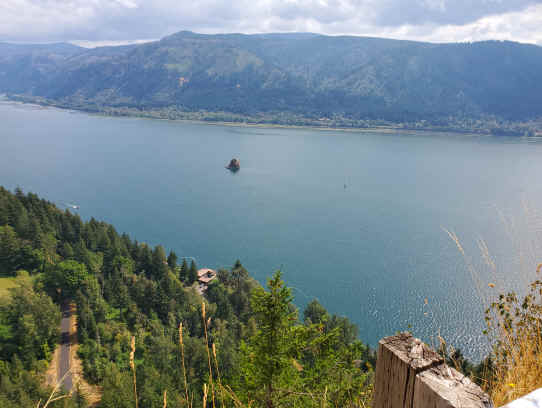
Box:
[2,32,542,123]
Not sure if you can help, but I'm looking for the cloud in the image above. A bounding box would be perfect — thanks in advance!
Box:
[367,4,542,44]
[0,0,142,41]
[1,0,541,45]
[71,39,154,48]
[114,0,138,8]
[371,0,539,26]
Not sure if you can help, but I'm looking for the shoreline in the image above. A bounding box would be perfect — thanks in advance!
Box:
[2,96,537,138]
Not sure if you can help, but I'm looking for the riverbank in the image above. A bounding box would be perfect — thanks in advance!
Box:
[4,94,541,138]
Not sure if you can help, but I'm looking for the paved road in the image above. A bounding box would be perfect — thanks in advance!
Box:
[59,303,73,391]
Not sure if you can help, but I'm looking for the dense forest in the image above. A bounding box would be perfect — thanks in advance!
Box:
[0,186,375,407]
[1,32,542,134]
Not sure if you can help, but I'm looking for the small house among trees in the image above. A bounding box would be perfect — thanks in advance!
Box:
[197,268,216,293]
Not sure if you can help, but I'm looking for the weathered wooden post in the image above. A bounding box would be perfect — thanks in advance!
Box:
[373,332,493,408]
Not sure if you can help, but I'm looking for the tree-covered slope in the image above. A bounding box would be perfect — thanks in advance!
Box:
[2,32,542,123]
[0,42,83,94]
[0,186,374,407]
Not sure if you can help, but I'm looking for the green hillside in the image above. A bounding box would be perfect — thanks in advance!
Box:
[2,32,542,129]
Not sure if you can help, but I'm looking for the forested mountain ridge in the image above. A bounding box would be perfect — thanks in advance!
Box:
[0,186,375,407]
[2,32,542,131]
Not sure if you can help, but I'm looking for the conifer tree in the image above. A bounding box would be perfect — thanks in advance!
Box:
[179,258,188,282]
[167,250,178,270]
[232,259,248,289]
[151,245,168,280]
[187,260,198,284]
[241,271,297,408]
[61,242,75,260]
[303,299,329,325]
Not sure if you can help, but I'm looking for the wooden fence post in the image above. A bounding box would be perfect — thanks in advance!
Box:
[373,332,494,408]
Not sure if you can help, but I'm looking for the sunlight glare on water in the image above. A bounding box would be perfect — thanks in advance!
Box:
[2,101,542,359]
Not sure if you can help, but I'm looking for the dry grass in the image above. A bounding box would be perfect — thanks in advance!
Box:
[179,322,190,407]
[36,370,71,408]
[44,342,61,388]
[490,325,542,406]
[484,264,542,406]
[130,335,138,408]
[0,273,33,300]
[202,302,216,408]
[0,276,22,299]
[446,201,542,406]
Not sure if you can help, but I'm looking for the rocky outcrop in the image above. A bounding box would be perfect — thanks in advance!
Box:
[226,158,240,172]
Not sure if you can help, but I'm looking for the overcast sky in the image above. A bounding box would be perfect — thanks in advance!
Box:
[2,0,542,46]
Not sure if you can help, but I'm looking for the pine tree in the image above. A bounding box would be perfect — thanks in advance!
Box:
[60,242,75,260]
[138,244,153,278]
[303,299,329,325]
[28,218,42,248]
[232,259,248,289]
[167,250,178,270]
[96,228,111,252]
[179,258,188,282]
[151,245,168,280]
[187,260,198,284]
[0,225,21,273]
[241,271,297,408]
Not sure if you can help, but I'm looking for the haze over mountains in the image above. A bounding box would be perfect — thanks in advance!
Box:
[1,31,542,124]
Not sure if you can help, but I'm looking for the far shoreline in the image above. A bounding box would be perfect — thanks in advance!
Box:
[2,95,538,139]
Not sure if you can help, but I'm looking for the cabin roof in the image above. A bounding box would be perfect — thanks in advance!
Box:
[199,275,215,283]
[197,268,216,278]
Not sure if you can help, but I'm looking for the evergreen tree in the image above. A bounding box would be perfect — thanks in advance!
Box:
[232,259,248,289]
[100,365,134,408]
[0,225,21,274]
[151,245,168,280]
[73,239,91,267]
[327,314,358,346]
[217,267,231,285]
[179,258,188,282]
[28,218,42,248]
[14,207,30,239]
[96,228,111,252]
[139,244,153,278]
[240,271,297,408]
[167,250,178,270]
[187,260,198,284]
[303,299,329,325]
[60,242,75,259]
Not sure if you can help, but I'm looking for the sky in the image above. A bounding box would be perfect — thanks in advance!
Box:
[1,0,542,47]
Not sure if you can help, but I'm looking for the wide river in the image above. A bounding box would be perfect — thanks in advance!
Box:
[2,101,542,359]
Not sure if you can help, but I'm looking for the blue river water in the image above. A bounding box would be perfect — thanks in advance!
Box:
[2,101,542,359]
